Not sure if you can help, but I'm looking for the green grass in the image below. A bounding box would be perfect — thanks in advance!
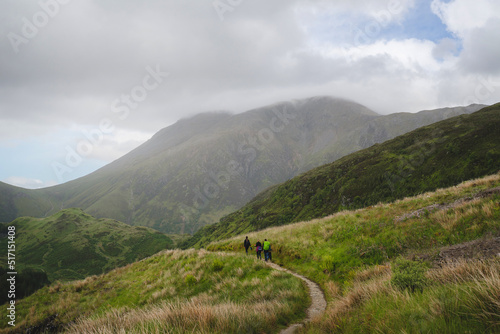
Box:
[0,208,174,282]
[208,173,500,285]
[207,173,500,333]
[310,257,500,334]
[0,249,308,333]
[185,103,500,248]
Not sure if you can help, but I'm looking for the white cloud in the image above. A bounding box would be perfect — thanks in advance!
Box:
[1,0,500,186]
[295,0,416,49]
[83,129,154,162]
[3,176,56,189]
[340,39,450,71]
[431,0,500,37]
[458,18,500,74]
[432,38,460,61]
[297,0,415,21]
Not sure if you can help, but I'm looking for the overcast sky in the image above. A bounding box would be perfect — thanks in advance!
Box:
[1,0,499,189]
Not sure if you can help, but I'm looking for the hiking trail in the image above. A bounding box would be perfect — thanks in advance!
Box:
[266,262,327,334]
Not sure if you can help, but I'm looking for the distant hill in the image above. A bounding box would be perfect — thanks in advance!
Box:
[184,103,500,248]
[0,96,485,234]
[0,208,174,281]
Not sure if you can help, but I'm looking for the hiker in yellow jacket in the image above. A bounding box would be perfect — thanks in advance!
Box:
[263,239,271,262]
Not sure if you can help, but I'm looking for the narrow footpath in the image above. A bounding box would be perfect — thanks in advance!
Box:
[266,262,327,334]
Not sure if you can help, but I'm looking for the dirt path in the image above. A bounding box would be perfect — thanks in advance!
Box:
[266,262,327,334]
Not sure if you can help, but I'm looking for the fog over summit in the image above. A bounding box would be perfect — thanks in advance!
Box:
[1,0,499,187]
[0,96,485,234]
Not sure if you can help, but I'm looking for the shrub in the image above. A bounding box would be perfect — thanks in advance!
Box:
[212,259,224,272]
[320,255,336,274]
[391,258,427,293]
[184,274,197,286]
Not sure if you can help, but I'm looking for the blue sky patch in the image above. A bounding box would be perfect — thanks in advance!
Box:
[305,0,460,49]
[382,0,456,42]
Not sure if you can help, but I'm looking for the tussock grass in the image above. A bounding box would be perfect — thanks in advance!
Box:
[427,258,497,284]
[0,249,308,333]
[313,270,394,332]
[3,174,498,333]
[210,173,500,285]
[354,264,392,283]
[207,173,500,333]
[68,298,290,334]
[311,258,500,333]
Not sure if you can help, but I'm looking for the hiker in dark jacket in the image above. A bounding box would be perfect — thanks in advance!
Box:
[255,240,262,260]
[243,236,251,254]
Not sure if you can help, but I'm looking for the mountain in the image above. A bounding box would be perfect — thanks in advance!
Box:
[184,103,500,248]
[0,96,486,234]
[0,208,174,281]
[0,182,52,223]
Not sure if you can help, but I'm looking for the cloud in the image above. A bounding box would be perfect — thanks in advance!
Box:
[69,127,154,162]
[431,0,500,38]
[2,176,55,189]
[458,18,500,74]
[432,37,459,60]
[1,0,500,187]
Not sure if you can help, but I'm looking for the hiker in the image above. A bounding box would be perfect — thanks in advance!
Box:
[263,239,271,261]
[244,236,251,254]
[255,240,262,260]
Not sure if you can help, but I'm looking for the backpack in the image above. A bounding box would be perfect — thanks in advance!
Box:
[263,241,270,251]
[256,246,262,252]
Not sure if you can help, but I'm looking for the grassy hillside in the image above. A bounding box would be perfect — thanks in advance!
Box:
[185,103,500,248]
[208,173,500,333]
[0,97,483,235]
[0,250,308,333]
[0,182,53,224]
[2,174,498,333]
[0,208,174,282]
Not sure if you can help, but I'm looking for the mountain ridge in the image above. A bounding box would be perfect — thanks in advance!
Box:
[184,103,500,247]
[0,96,487,233]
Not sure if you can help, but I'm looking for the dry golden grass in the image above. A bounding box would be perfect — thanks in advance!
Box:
[482,201,496,218]
[0,248,308,333]
[465,267,500,327]
[324,281,341,299]
[354,264,391,283]
[394,172,500,207]
[150,286,176,302]
[48,281,62,294]
[315,271,394,331]
[427,258,500,285]
[432,209,459,230]
[457,173,500,190]
[434,257,500,327]
[66,297,289,334]
[315,258,500,332]
[73,275,99,292]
